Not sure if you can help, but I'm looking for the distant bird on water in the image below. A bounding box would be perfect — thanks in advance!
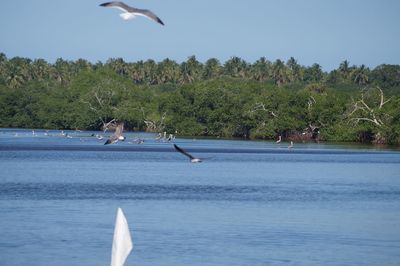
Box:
[288,141,294,149]
[174,144,202,163]
[100,1,165,26]
[104,122,126,145]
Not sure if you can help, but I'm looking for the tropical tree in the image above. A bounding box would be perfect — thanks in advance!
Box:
[143,59,158,84]
[53,58,73,84]
[371,64,400,88]
[338,60,351,81]
[31,59,51,81]
[224,56,248,78]
[157,58,180,84]
[351,64,370,86]
[5,57,32,88]
[180,55,203,83]
[304,63,324,82]
[0,53,7,84]
[286,57,303,82]
[202,58,222,79]
[106,58,129,76]
[251,57,271,82]
[271,59,289,86]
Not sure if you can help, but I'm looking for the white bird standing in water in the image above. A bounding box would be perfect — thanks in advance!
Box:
[276,135,282,143]
[100,1,165,26]
[174,144,202,163]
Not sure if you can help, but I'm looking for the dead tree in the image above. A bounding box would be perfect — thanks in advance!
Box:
[347,87,392,127]
[141,107,167,132]
[249,102,278,118]
[81,82,119,129]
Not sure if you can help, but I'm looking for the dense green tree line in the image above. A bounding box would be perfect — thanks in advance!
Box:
[0,52,399,144]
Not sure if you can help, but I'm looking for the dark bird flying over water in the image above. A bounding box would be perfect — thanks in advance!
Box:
[100,1,165,26]
[173,144,202,163]
[104,122,125,145]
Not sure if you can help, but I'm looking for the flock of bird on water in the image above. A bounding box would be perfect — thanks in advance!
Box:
[27,118,293,164]
[102,121,294,163]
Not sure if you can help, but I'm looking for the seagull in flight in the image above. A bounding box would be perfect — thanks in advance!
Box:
[174,144,202,163]
[100,1,165,26]
[104,122,126,145]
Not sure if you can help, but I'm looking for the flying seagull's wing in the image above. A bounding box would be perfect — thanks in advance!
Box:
[100,1,131,12]
[174,144,195,160]
[133,9,164,26]
[114,122,124,137]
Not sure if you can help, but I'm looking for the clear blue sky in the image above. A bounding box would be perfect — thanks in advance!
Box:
[1,0,399,71]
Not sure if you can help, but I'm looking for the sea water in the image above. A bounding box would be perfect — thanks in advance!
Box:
[0,129,400,266]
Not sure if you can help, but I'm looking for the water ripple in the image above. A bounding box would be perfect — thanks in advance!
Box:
[1,183,399,202]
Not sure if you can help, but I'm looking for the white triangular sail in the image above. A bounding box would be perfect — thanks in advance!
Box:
[111,208,133,266]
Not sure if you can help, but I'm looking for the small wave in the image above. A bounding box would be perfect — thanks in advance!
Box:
[1,183,399,202]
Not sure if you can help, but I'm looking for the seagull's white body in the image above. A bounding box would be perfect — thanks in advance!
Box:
[120,12,135,20]
[190,158,202,163]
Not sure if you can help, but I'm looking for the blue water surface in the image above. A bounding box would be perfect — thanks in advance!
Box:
[0,128,400,266]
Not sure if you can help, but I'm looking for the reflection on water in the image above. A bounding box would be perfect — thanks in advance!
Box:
[1,128,400,266]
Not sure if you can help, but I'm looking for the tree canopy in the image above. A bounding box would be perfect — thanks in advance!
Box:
[0,52,399,145]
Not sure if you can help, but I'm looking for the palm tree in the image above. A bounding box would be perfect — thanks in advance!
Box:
[271,59,289,86]
[224,56,248,78]
[202,58,222,79]
[339,60,351,81]
[286,57,303,82]
[32,59,50,81]
[53,58,73,84]
[180,56,203,83]
[251,57,271,82]
[351,64,370,86]
[106,58,128,76]
[0,53,7,84]
[130,60,146,84]
[0,53,6,64]
[304,63,324,82]
[157,58,180,84]
[6,57,32,88]
[143,59,158,85]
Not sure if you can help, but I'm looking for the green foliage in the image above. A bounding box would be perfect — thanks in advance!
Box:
[0,52,399,145]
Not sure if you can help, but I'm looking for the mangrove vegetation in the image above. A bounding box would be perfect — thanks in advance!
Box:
[0,53,399,144]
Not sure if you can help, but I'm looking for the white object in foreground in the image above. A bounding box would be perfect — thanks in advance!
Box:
[111,208,133,266]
